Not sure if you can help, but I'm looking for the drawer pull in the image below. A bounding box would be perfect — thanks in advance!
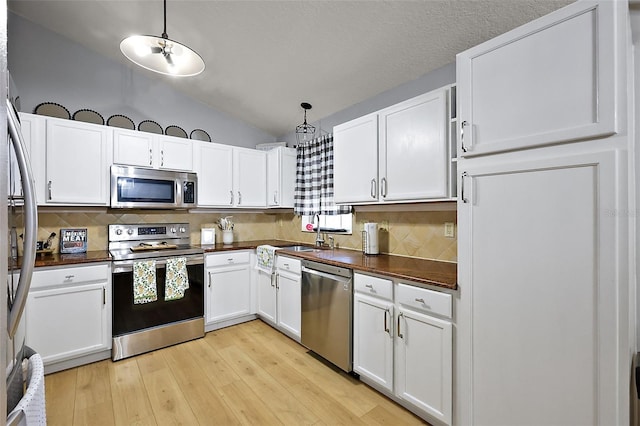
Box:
[365,284,373,289]
[397,312,404,339]
[64,275,74,280]
[227,259,234,263]
[415,298,425,304]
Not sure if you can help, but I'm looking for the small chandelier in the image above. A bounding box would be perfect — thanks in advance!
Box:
[120,0,205,77]
[296,102,316,144]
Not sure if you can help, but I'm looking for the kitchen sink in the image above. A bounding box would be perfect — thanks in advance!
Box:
[281,245,316,252]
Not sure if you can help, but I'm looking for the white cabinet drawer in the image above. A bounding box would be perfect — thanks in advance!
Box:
[206,251,250,267]
[276,256,301,275]
[31,264,110,289]
[396,283,452,319]
[354,273,393,301]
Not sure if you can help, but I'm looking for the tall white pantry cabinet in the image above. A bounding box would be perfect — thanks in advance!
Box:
[456,1,633,425]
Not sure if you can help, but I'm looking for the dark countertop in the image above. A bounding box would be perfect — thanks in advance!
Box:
[32,250,112,268]
[26,240,457,290]
[200,239,457,290]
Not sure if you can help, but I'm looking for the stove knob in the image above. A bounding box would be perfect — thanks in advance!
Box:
[127,228,134,236]
[115,229,123,236]
[170,227,177,234]
[179,227,186,233]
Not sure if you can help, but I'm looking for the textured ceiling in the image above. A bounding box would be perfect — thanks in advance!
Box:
[8,0,573,137]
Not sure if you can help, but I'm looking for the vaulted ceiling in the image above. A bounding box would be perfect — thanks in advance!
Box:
[8,0,573,137]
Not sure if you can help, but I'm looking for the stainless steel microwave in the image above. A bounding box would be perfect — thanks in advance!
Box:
[110,165,197,209]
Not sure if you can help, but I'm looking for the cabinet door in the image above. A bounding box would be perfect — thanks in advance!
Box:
[256,270,276,324]
[25,282,110,365]
[233,148,266,207]
[353,293,394,392]
[396,307,452,425]
[206,265,251,324]
[276,270,301,339]
[333,113,379,203]
[457,150,624,425]
[17,113,46,204]
[457,1,618,156]
[112,128,154,168]
[379,89,448,201]
[267,147,297,208]
[196,142,234,207]
[46,118,111,204]
[156,136,193,171]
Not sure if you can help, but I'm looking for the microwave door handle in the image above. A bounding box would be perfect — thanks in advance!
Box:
[7,99,38,338]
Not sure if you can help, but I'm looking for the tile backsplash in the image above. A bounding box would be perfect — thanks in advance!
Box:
[27,208,456,262]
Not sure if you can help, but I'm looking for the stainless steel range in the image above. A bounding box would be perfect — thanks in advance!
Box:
[109,223,204,361]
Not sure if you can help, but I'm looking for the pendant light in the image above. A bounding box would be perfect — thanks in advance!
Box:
[296,103,316,144]
[120,0,205,77]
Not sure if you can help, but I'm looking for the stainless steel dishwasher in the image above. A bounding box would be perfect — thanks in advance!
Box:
[301,260,353,372]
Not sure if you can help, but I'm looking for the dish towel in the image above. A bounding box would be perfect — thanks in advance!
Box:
[133,260,157,304]
[165,257,190,301]
[256,245,279,274]
[7,353,46,425]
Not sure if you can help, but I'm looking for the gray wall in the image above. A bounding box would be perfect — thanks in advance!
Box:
[277,62,456,145]
[8,13,274,149]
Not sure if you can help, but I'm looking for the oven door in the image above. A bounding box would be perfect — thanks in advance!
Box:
[112,255,204,337]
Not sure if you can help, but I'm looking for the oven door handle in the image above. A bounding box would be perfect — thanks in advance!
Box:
[112,255,204,273]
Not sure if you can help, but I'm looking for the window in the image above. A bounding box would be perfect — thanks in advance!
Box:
[301,213,353,234]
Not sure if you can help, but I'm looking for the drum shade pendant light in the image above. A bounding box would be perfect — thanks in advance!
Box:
[296,103,316,144]
[120,0,205,77]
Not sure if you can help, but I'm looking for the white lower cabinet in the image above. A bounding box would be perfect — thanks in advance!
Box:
[205,251,253,330]
[353,272,453,425]
[257,255,301,341]
[25,263,112,372]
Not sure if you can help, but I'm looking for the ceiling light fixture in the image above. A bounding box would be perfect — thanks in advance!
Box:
[296,102,316,144]
[120,0,205,77]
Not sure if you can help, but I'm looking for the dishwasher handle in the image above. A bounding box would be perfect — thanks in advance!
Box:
[302,266,352,284]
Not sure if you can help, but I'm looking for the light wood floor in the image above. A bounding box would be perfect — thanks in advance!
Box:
[44,320,428,425]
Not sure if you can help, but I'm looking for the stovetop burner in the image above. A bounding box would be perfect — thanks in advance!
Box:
[108,223,203,261]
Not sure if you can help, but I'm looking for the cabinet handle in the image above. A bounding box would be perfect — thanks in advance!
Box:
[370,179,376,199]
[238,191,242,205]
[64,275,74,280]
[47,181,52,200]
[273,191,278,204]
[397,312,404,339]
[275,273,279,290]
[384,309,390,334]
[161,150,164,167]
[149,148,153,166]
[381,177,387,198]
[103,287,106,305]
[230,191,234,205]
[461,171,468,203]
[208,271,212,288]
[365,284,373,289]
[415,298,425,304]
[227,258,234,263]
[461,120,468,152]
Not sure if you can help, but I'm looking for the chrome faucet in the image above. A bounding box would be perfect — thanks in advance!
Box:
[314,214,324,247]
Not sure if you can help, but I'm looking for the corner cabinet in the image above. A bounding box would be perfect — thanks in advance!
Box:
[334,85,456,205]
[25,263,112,373]
[45,117,112,205]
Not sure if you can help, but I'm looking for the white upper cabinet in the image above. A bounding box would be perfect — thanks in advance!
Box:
[15,113,46,204]
[334,86,453,205]
[267,147,297,208]
[45,117,112,205]
[379,90,448,201]
[113,128,193,171]
[334,113,379,204]
[194,141,234,207]
[233,147,266,207]
[457,1,617,157]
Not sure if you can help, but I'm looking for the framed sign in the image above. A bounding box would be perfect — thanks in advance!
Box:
[60,228,88,254]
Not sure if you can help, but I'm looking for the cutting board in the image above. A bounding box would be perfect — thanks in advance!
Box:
[130,244,178,252]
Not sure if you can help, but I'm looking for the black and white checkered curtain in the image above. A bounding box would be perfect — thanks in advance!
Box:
[294,134,351,216]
